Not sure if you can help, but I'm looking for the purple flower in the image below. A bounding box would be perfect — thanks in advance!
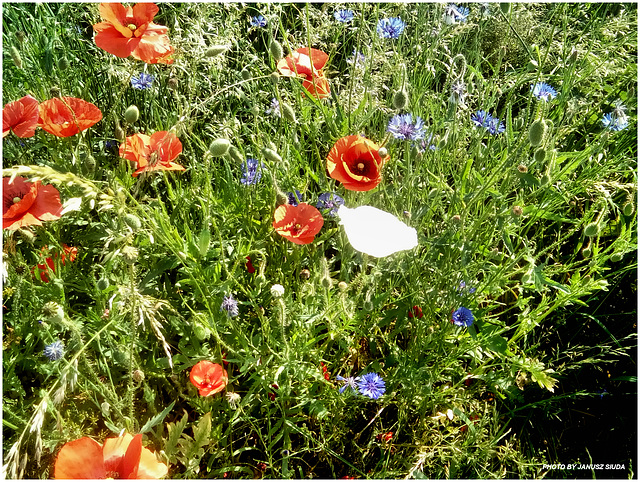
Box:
[377,17,405,39]
[240,158,264,185]
[357,372,386,399]
[336,375,361,394]
[221,294,239,317]
[316,192,345,216]
[287,190,303,206]
[451,307,474,327]
[531,83,557,102]
[388,114,427,141]
[266,98,281,118]
[44,340,64,361]
[347,48,366,67]
[131,72,155,90]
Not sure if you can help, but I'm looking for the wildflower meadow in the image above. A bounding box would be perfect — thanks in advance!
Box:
[2,2,637,479]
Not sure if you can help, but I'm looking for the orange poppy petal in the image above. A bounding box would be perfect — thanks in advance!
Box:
[119,433,142,479]
[131,33,174,64]
[3,177,37,219]
[38,97,102,137]
[98,3,133,38]
[132,161,185,177]
[190,361,228,396]
[273,203,323,244]
[94,23,139,58]
[103,433,134,472]
[296,47,329,71]
[137,444,169,479]
[29,182,63,222]
[54,437,107,479]
[2,95,39,138]
[149,131,182,163]
[120,133,151,167]
[131,2,160,31]
[302,75,330,99]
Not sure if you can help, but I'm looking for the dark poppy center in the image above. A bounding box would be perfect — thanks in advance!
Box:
[351,159,370,176]
[3,190,26,213]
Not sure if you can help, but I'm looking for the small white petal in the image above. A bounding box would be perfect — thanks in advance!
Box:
[337,205,418,257]
[60,197,82,215]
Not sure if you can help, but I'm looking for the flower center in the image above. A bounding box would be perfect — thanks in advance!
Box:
[127,23,137,31]
[12,196,22,204]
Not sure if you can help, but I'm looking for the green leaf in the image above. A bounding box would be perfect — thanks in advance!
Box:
[140,401,175,434]
[186,411,211,460]
[198,227,211,258]
[164,411,189,461]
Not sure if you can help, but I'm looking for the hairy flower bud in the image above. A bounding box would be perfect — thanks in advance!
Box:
[123,213,142,231]
[622,202,634,217]
[121,246,139,265]
[583,222,599,238]
[209,138,230,157]
[124,105,140,124]
[281,102,296,123]
[500,3,511,14]
[9,46,22,69]
[167,77,179,90]
[528,120,546,147]
[275,190,289,206]
[269,39,283,60]
[58,57,70,70]
[338,281,348,291]
[228,146,244,164]
[97,278,110,291]
[392,89,409,110]
[534,147,546,164]
[263,148,282,163]
[527,59,538,72]
[206,45,228,57]
[241,69,251,81]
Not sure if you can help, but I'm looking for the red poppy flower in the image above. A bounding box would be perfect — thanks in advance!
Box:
[408,305,423,319]
[326,135,390,191]
[3,95,39,138]
[93,3,174,64]
[273,203,324,245]
[54,432,168,479]
[190,360,228,397]
[246,256,256,274]
[3,176,64,230]
[38,97,102,138]
[277,47,330,99]
[119,131,184,177]
[375,431,394,443]
[34,244,78,282]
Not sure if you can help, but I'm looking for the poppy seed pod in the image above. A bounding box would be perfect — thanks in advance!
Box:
[269,39,283,60]
[9,46,22,68]
[124,105,140,124]
[540,173,551,186]
[281,103,296,122]
[206,45,228,57]
[209,138,230,157]
[123,213,142,230]
[97,278,110,291]
[584,222,599,238]
[529,120,546,147]
[392,89,409,110]
[534,147,546,163]
[263,148,282,163]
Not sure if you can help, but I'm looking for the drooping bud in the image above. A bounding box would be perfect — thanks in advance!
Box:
[241,69,251,81]
[275,190,289,206]
[321,276,332,289]
[540,173,551,186]
[269,39,283,60]
[499,3,511,14]
[534,147,546,164]
[115,121,125,142]
[583,222,599,238]
[124,105,140,124]
[209,138,231,157]
[392,89,409,110]
[9,46,22,69]
[263,148,282,163]
[378,147,388,158]
[622,202,634,217]
[610,252,623,263]
[123,213,142,231]
[205,45,229,57]
[228,146,244,164]
[281,102,296,123]
[84,154,96,174]
[528,120,546,147]
[568,47,579,63]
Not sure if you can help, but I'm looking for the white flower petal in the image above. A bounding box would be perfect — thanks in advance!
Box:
[60,197,82,215]
[337,205,418,257]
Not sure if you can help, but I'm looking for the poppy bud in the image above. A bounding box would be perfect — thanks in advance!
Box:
[584,222,599,238]
[241,69,251,81]
[255,274,267,286]
[276,190,289,206]
[582,246,592,258]
[9,46,22,69]
[124,105,140,124]
[378,147,388,158]
[321,276,332,288]
[300,269,311,280]
[270,71,280,83]
[363,300,374,312]
[97,277,110,291]
[263,148,282,163]
[528,120,546,147]
[123,213,142,231]
[209,138,230,157]
[527,59,538,72]
[269,39,283,60]
[101,402,111,416]
[452,215,461,223]
[540,173,550,186]
[500,3,511,14]
[338,281,348,291]
[115,125,125,143]
[428,188,439,198]
[622,202,634,217]
[50,86,61,97]
[228,146,244,164]
[58,57,70,70]
[534,147,546,164]
[132,369,145,382]
[206,45,229,57]
[281,103,296,123]
[392,89,409,110]
[84,154,96,174]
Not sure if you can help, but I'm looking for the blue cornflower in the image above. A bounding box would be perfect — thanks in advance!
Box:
[347,48,366,67]
[287,190,303,206]
[414,133,436,153]
[388,114,427,141]
[240,159,264,185]
[220,294,239,317]
[131,72,155,90]
[316,192,345,216]
[602,102,629,131]
[449,80,467,107]
[334,9,355,23]
[44,340,64,361]
[531,83,558,102]
[377,17,405,39]
[357,372,386,399]
[266,98,281,118]
[444,4,470,24]
[451,307,474,327]
[105,140,118,150]
[471,110,504,135]
[250,15,267,28]
[336,375,361,394]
